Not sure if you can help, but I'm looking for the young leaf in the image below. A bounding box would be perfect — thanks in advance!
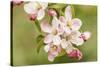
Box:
[48,4,66,9]
[34,20,41,33]
[36,35,44,53]
[57,49,66,57]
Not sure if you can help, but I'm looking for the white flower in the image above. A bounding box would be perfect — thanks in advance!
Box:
[40,17,62,45]
[61,31,84,49]
[44,43,61,62]
[24,2,48,20]
[59,6,82,33]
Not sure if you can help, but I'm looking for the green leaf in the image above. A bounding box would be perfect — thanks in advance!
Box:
[48,4,66,9]
[34,20,41,33]
[36,35,44,53]
[57,49,66,57]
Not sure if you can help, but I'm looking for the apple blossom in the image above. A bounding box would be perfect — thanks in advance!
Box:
[59,6,82,34]
[44,44,61,62]
[24,2,48,21]
[40,17,63,45]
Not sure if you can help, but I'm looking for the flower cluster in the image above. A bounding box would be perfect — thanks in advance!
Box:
[15,1,91,62]
[40,5,91,62]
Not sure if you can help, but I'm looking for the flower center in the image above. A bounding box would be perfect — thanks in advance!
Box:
[52,28,57,35]
[51,45,57,51]
[67,21,72,28]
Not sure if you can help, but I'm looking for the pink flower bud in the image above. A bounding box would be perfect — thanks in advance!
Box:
[29,14,37,21]
[48,9,57,16]
[80,31,91,41]
[59,16,66,23]
[67,48,83,60]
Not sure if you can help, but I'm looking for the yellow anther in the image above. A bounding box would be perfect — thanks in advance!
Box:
[67,21,72,28]
[52,28,57,35]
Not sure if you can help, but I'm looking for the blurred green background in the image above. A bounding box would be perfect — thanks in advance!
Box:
[12,3,97,66]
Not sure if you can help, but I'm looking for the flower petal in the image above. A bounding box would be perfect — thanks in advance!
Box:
[48,54,55,62]
[63,26,71,36]
[24,2,38,14]
[44,34,53,44]
[39,2,48,9]
[40,22,52,33]
[53,35,61,45]
[61,39,68,49]
[37,9,45,20]
[71,18,82,31]
[65,6,72,21]
[52,17,61,29]
[71,31,81,38]
[44,44,50,52]
[71,37,84,46]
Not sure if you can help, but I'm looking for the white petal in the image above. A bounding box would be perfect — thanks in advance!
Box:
[63,26,71,36]
[37,9,45,20]
[61,39,68,49]
[44,45,50,52]
[48,54,55,62]
[71,31,81,38]
[71,37,84,46]
[24,2,38,14]
[71,18,82,31]
[52,17,60,29]
[44,34,53,44]
[65,6,72,21]
[53,35,61,45]
[39,2,48,9]
[40,22,52,33]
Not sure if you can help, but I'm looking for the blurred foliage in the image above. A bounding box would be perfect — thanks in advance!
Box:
[12,3,97,66]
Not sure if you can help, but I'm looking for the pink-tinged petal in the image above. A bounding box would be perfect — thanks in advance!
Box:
[37,9,45,20]
[48,9,57,16]
[57,46,62,53]
[71,37,84,46]
[44,34,53,44]
[65,6,72,21]
[59,16,67,24]
[48,54,55,62]
[52,35,61,45]
[57,26,64,35]
[40,22,52,33]
[77,49,83,60]
[52,17,61,29]
[50,50,59,57]
[71,18,82,31]
[44,45,50,52]
[82,31,91,41]
[24,2,38,14]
